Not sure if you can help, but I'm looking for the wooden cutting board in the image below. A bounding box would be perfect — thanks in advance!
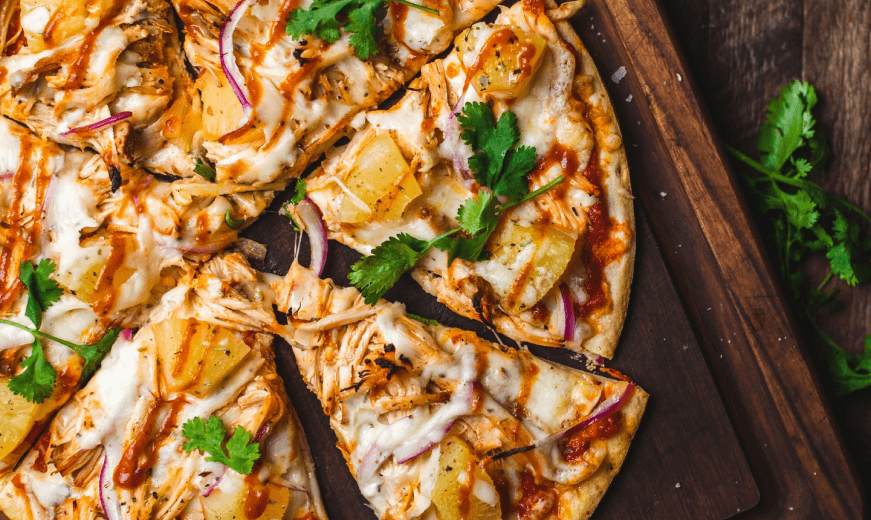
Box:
[242,0,864,518]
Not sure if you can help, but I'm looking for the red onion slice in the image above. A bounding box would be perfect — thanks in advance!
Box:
[255,422,270,441]
[296,198,328,276]
[99,457,122,520]
[121,329,133,341]
[61,112,132,136]
[536,382,635,449]
[0,171,13,181]
[202,467,227,497]
[559,284,576,342]
[220,0,255,120]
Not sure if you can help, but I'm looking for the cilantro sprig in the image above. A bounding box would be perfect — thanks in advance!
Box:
[225,210,244,229]
[181,416,261,474]
[349,103,563,304]
[281,179,307,232]
[1,260,120,403]
[286,0,438,60]
[194,158,216,182]
[727,81,871,394]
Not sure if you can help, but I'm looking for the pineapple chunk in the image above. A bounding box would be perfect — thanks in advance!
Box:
[201,472,291,520]
[488,223,576,312]
[0,379,43,462]
[338,133,422,223]
[53,236,135,306]
[198,69,245,141]
[19,0,113,52]
[153,319,251,397]
[432,437,501,520]
[466,27,548,99]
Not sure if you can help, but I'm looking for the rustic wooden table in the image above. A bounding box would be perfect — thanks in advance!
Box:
[658,0,871,503]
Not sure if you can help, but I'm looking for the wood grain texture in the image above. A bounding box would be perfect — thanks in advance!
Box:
[576,0,865,517]
[660,0,871,506]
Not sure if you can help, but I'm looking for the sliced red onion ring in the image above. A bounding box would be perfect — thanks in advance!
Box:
[296,198,328,276]
[255,422,270,441]
[99,457,122,520]
[202,467,227,497]
[0,171,13,181]
[394,377,475,464]
[121,329,133,341]
[559,284,576,342]
[220,0,255,120]
[535,382,635,450]
[443,94,471,180]
[61,112,132,136]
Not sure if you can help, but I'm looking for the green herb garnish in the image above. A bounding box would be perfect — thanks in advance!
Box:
[181,416,261,474]
[727,80,871,395]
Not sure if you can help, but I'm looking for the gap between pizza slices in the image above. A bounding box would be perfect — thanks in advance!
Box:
[0,0,646,517]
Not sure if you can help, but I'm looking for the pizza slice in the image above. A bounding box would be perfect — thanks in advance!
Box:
[270,261,647,520]
[0,253,327,520]
[293,0,634,359]
[171,0,502,188]
[0,117,270,471]
[0,0,201,179]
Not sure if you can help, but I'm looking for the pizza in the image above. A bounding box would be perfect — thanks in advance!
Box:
[271,261,647,520]
[0,253,326,520]
[0,0,200,179]
[294,0,634,359]
[0,114,269,470]
[172,0,503,187]
[0,0,649,518]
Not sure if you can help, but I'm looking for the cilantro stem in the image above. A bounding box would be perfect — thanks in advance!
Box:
[426,227,461,247]
[391,0,439,15]
[726,144,775,177]
[0,318,88,352]
[502,176,565,211]
[817,269,834,292]
[827,192,871,224]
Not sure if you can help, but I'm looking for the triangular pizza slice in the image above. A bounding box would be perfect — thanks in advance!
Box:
[270,261,647,520]
[171,0,503,189]
[291,0,634,358]
[0,253,327,520]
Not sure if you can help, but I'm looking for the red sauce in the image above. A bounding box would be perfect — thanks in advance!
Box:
[0,138,34,313]
[243,473,271,519]
[250,0,299,66]
[523,0,546,15]
[91,234,128,316]
[172,320,199,380]
[31,428,52,473]
[562,412,623,462]
[513,362,539,418]
[516,473,557,520]
[390,1,409,43]
[113,397,186,489]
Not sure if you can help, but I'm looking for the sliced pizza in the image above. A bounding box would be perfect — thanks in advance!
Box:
[0,253,327,520]
[0,117,270,472]
[270,261,647,520]
[171,0,502,188]
[0,0,201,178]
[295,0,634,359]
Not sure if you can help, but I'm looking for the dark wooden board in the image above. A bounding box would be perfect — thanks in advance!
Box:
[659,0,871,503]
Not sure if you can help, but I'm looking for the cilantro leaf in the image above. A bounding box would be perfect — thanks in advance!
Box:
[72,329,120,381]
[407,313,439,326]
[829,336,871,395]
[19,260,62,329]
[459,103,532,201]
[758,81,817,172]
[182,416,261,474]
[225,210,244,229]
[782,190,818,229]
[287,0,437,59]
[8,338,55,404]
[194,159,216,182]
[345,0,385,60]
[456,190,499,236]
[289,179,307,205]
[349,233,430,305]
